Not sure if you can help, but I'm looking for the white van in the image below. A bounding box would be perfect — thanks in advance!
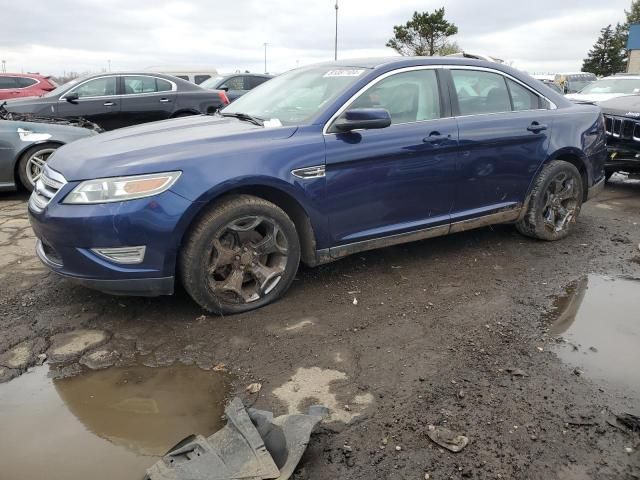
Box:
[145,66,218,85]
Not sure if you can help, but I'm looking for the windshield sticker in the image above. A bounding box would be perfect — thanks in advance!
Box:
[323,69,365,78]
[263,118,283,128]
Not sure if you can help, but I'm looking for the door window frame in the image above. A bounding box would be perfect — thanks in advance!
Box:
[323,66,451,135]
[446,66,557,119]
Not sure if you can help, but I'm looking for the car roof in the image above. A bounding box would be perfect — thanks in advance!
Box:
[0,72,49,79]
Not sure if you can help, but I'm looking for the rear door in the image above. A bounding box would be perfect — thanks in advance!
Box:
[447,68,553,221]
[324,67,458,246]
[118,75,177,127]
[56,76,121,130]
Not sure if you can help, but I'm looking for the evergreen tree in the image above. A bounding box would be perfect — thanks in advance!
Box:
[386,8,458,56]
[582,24,626,76]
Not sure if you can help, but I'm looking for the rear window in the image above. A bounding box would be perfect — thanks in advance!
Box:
[194,75,211,84]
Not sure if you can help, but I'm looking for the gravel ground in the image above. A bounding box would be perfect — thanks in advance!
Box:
[1,177,639,480]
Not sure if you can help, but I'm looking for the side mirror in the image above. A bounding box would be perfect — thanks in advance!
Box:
[333,108,391,132]
[65,92,79,103]
[219,86,229,92]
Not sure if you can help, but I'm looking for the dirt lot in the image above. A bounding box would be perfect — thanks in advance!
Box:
[1,178,639,480]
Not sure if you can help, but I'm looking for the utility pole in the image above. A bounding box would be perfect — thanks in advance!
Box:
[264,43,268,74]
[107,59,111,72]
[1,60,6,73]
[334,0,339,61]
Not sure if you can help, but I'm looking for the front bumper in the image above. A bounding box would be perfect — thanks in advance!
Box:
[29,185,193,297]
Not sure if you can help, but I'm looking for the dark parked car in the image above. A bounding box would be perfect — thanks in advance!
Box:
[599,95,640,179]
[0,106,100,191]
[200,73,273,102]
[28,58,606,314]
[3,73,229,131]
[0,73,58,100]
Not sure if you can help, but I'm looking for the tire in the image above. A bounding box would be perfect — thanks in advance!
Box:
[17,143,60,192]
[516,160,584,241]
[179,195,301,314]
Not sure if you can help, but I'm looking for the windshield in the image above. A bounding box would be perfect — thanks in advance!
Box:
[579,78,640,95]
[43,77,83,97]
[222,66,370,125]
[200,76,225,89]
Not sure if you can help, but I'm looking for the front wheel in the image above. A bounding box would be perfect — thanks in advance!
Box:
[179,195,301,314]
[516,160,583,241]
[18,144,59,191]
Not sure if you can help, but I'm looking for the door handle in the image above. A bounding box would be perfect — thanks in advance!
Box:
[103,101,115,106]
[527,122,548,133]
[159,98,171,103]
[423,131,451,145]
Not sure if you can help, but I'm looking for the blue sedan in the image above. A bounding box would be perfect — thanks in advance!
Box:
[28,57,607,314]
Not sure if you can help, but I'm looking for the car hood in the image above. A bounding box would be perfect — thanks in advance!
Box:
[48,114,298,181]
[565,92,634,103]
[598,95,640,117]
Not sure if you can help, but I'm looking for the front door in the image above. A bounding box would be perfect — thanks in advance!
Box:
[448,68,553,221]
[324,68,458,247]
[56,76,121,130]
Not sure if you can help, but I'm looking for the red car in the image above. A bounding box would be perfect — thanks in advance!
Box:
[0,73,58,100]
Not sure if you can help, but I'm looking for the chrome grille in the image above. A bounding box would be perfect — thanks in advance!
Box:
[29,167,67,212]
[603,114,640,141]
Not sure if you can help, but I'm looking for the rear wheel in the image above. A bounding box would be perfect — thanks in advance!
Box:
[17,144,59,191]
[179,195,301,314]
[516,160,583,241]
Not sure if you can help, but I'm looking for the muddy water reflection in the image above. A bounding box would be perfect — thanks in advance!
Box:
[0,365,229,480]
[549,275,640,397]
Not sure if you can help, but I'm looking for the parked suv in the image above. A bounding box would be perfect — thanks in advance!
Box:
[28,58,606,314]
[599,95,640,179]
[0,73,58,100]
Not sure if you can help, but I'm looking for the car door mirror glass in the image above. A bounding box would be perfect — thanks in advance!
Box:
[65,92,79,102]
[219,85,229,91]
[333,108,391,132]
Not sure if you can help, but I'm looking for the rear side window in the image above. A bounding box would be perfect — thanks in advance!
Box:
[248,76,269,89]
[175,75,189,81]
[156,78,173,92]
[452,70,511,115]
[15,77,38,88]
[0,77,18,89]
[123,76,157,94]
[194,75,211,84]
[346,69,441,125]
[506,79,541,111]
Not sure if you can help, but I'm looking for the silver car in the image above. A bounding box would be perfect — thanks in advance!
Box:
[0,108,100,192]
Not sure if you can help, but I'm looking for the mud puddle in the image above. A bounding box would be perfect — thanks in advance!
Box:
[0,364,229,480]
[549,275,640,397]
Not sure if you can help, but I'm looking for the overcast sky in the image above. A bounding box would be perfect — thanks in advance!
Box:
[0,0,633,77]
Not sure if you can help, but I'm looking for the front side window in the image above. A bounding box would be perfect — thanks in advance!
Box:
[452,70,511,115]
[344,69,441,125]
[69,77,117,98]
[507,79,541,111]
[221,76,246,90]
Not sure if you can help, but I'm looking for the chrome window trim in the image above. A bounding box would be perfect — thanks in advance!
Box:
[59,74,177,101]
[322,64,557,135]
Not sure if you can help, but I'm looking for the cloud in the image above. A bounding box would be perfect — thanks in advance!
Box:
[0,0,632,76]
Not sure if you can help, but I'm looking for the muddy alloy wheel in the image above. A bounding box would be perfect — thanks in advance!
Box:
[18,145,58,192]
[208,216,289,304]
[541,172,579,234]
[516,160,583,241]
[180,195,301,314]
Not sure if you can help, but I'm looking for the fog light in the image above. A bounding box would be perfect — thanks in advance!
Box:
[91,246,146,264]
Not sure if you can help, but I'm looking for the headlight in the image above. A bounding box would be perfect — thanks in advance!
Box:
[63,171,181,204]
